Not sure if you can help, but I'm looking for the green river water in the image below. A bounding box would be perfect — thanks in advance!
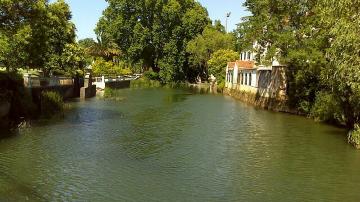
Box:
[0,87,359,201]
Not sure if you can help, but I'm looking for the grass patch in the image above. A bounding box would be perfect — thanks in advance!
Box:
[41,91,64,118]
[130,78,162,88]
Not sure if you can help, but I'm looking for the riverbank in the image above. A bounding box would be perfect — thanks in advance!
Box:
[221,85,360,149]
[223,88,296,113]
[0,72,35,131]
[0,72,73,132]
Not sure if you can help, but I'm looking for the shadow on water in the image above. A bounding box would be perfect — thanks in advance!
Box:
[0,129,16,140]
[25,106,125,129]
[163,93,189,104]
[64,107,124,125]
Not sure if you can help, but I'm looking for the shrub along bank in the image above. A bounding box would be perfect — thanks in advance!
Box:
[40,91,64,118]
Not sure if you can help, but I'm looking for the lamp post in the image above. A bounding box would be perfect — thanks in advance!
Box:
[226,12,231,33]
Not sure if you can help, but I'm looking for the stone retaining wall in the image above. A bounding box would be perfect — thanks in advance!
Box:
[80,85,96,99]
[224,88,297,113]
[30,85,77,105]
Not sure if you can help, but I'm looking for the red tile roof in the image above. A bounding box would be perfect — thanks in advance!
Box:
[228,60,256,70]
[227,62,236,70]
[236,60,256,69]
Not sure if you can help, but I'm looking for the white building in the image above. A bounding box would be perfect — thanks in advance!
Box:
[225,60,257,90]
[225,46,288,100]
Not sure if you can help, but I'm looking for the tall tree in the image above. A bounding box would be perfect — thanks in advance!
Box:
[237,0,360,128]
[96,0,210,82]
[208,49,239,85]
[42,0,77,75]
[214,20,226,33]
[0,0,79,75]
[0,0,40,71]
[236,0,328,113]
[186,25,235,80]
[316,0,360,127]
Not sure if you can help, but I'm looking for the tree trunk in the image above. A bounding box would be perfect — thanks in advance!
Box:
[343,86,356,129]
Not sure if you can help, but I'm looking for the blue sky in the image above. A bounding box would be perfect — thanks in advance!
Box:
[57,0,249,40]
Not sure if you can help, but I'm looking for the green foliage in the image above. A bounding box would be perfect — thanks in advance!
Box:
[78,38,96,49]
[0,0,37,71]
[213,20,226,33]
[0,0,81,75]
[92,58,132,76]
[208,49,239,84]
[103,88,116,98]
[130,78,162,89]
[96,0,211,82]
[348,125,360,149]
[0,25,32,71]
[78,38,97,66]
[237,0,360,129]
[144,70,160,81]
[41,91,64,118]
[217,80,225,91]
[186,26,235,80]
[57,43,86,76]
[310,92,342,123]
[319,0,360,128]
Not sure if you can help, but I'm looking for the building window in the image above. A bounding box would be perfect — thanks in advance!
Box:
[245,73,247,85]
[237,73,241,84]
[247,52,251,60]
[249,73,252,86]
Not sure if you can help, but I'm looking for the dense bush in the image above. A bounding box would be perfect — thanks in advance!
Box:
[130,78,161,88]
[92,58,132,76]
[216,80,225,92]
[348,125,360,149]
[41,91,64,118]
[103,88,116,98]
[207,49,239,85]
[310,92,342,124]
[143,70,160,81]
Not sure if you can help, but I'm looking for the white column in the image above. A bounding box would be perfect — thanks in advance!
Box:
[233,66,238,85]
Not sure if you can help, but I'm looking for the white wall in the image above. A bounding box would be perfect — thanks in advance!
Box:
[251,70,257,87]
[238,70,257,87]
[233,65,238,84]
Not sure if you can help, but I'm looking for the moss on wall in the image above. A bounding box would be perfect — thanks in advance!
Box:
[224,88,294,113]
